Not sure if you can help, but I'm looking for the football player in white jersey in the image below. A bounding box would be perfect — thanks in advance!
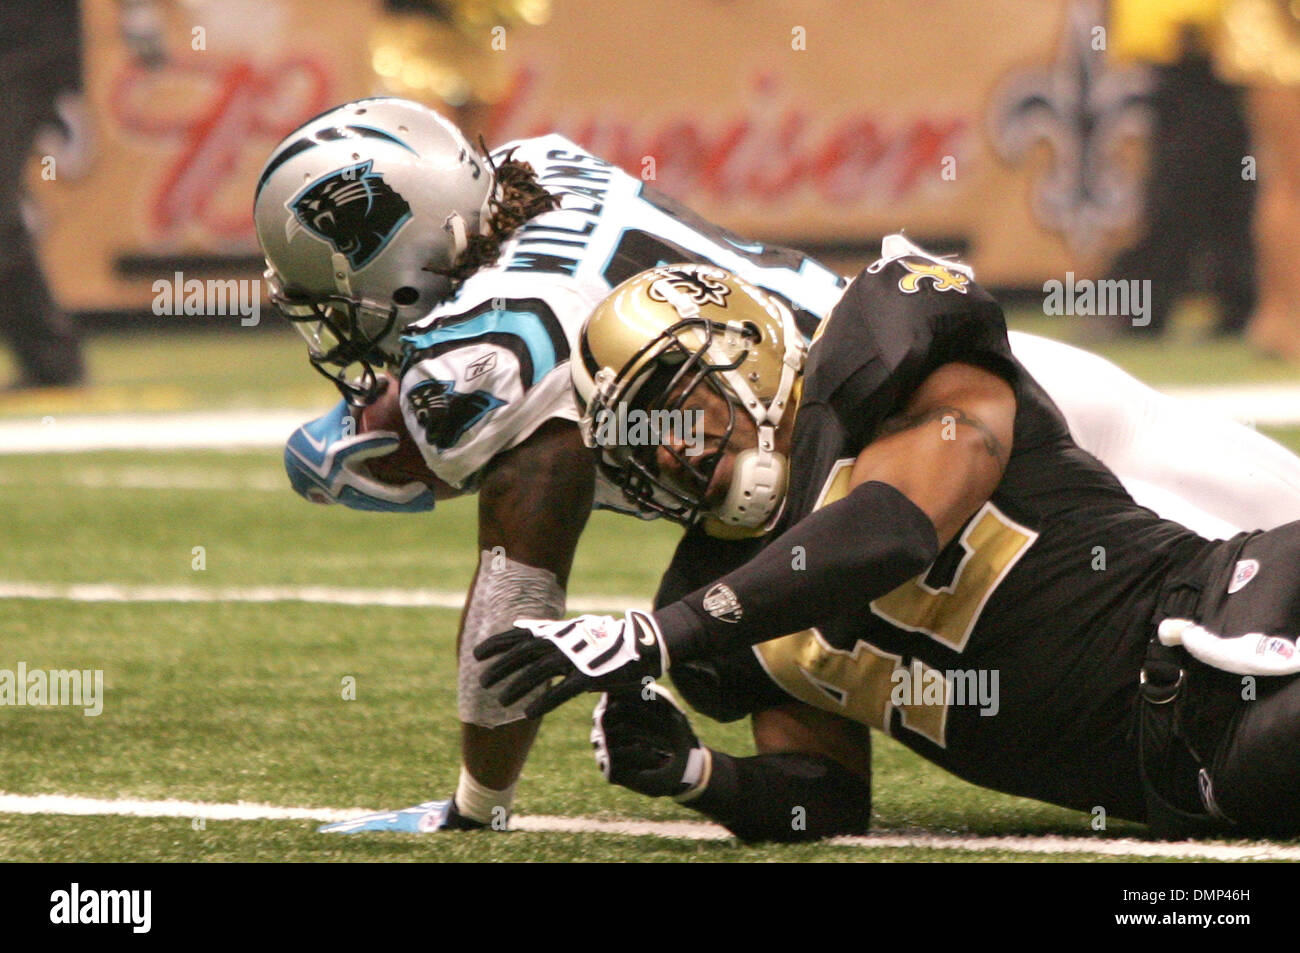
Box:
[254,98,1300,833]
[256,97,845,832]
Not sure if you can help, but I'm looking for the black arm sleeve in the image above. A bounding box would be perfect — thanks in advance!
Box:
[655,480,939,662]
[687,749,872,842]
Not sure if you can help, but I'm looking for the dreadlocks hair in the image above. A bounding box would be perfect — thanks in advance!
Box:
[429,145,561,287]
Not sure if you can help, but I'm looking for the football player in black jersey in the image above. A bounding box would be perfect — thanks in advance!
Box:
[476,242,1300,842]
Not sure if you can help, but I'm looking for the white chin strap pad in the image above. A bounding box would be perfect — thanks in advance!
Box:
[707,302,804,530]
[715,431,786,528]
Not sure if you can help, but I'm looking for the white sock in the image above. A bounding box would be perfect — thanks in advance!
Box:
[455,766,516,827]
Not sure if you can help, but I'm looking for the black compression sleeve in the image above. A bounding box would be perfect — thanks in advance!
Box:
[655,480,939,661]
[687,749,872,842]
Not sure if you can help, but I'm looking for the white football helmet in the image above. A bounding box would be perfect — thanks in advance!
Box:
[254,98,496,403]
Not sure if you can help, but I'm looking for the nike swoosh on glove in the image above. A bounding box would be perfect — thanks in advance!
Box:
[474,610,669,719]
[284,399,435,513]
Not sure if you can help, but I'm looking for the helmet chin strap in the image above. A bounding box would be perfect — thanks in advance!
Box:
[443,212,470,257]
[709,304,805,528]
[715,424,786,527]
[443,179,500,258]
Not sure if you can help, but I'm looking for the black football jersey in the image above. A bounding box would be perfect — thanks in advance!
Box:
[661,254,1217,820]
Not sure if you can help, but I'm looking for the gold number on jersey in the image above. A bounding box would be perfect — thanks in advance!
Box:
[754,628,953,745]
[871,503,1038,651]
[753,461,1036,747]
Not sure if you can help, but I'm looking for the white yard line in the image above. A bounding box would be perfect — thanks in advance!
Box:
[0,580,650,614]
[0,467,286,491]
[1,792,1295,858]
[5,384,1300,456]
[827,832,1300,860]
[0,410,308,453]
[0,794,361,824]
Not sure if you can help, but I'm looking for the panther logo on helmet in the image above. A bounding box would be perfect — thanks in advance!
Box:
[288,160,412,271]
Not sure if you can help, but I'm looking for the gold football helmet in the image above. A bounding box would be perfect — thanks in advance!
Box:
[573,264,805,528]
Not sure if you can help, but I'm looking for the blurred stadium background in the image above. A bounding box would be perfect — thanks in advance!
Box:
[5,0,1300,862]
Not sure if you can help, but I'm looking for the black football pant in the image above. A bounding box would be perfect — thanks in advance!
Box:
[1176,521,1300,833]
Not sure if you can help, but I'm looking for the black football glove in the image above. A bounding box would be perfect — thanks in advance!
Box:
[475,610,668,719]
[592,684,711,801]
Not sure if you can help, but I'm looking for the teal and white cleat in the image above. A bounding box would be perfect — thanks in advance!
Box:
[319,799,490,833]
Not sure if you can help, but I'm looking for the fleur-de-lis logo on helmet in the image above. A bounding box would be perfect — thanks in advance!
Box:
[646,267,732,310]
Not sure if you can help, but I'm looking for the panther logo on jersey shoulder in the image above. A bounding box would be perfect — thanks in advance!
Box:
[288,160,412,270]
[406,378,506,451]
[647,268,732,308]
[897,259,970,295]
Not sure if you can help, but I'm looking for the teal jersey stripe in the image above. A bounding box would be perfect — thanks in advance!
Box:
[402,308,561,380]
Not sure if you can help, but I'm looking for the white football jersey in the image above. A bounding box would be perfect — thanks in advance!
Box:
[396,136,1300,534]
[1009,332,1300,538]
[397,134,845,498]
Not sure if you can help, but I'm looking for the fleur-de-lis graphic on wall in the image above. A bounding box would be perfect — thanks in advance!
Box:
[990,0,1152,254]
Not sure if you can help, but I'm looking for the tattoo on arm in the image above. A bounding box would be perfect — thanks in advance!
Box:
[875,405,1009,464]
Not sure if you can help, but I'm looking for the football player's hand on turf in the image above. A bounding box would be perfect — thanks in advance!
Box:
[592,684,711,801]
[475,610,668,718]
[283,399,436,513]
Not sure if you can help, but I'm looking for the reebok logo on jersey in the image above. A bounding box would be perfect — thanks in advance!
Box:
[465,351,498,382]
[1228,559,1259,594]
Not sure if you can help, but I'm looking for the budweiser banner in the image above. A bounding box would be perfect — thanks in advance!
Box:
[33,0,1146,313]
[34,0,372,313]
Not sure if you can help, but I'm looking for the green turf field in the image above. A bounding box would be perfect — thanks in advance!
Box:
[1,323,1297,861]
